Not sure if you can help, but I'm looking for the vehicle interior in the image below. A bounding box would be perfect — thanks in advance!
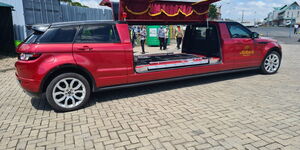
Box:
[182,24,221,58]
[134,23,222,73]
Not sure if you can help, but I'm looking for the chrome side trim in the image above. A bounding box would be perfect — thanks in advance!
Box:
[95,67,259,92]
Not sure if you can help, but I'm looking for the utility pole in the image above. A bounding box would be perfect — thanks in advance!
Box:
[241,10,244,23]
[254,11,257,25]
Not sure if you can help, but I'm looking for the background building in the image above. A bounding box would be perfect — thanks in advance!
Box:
[297,16,300,24]
[277,2,300,26]
[0,0,113,41]
[265,7,281,26]
[265,1,300,26]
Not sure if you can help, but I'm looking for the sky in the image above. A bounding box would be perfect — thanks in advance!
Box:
[73,0,299,22]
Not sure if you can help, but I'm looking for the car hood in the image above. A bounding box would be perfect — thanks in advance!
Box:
[256,37,278,43]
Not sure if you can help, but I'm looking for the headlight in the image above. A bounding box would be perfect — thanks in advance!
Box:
[19,53,41,61]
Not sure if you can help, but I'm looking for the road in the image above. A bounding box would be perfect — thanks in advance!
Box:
[250,27,300,44]
[0,27,299,150]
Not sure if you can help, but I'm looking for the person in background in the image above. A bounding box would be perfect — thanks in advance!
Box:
[140,26,147,54]
[130,26,137,47]
[163,26,169,50]
[158,26,165,50]
[175,25,184,50]
[137,26,141,34]
[294,24,299,34]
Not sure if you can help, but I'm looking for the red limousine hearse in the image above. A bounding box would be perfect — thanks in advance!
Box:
[15,0,282,111]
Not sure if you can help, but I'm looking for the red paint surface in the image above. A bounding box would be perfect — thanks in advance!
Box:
[15,22,281,94]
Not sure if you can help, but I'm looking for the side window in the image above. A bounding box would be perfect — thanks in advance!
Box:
[76,25,120,43]
[193,27,208,40]
[227,23,251,38]
[192,26,217,40]
[37,27,77,43]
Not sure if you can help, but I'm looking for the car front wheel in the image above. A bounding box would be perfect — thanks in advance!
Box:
[261,51,281,74]
[46,73,91,112]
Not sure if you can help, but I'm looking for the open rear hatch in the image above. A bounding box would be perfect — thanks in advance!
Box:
[100,0,221,73]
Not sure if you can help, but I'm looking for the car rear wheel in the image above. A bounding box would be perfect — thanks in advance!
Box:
[261,51,281,74]
[46,73,91,112]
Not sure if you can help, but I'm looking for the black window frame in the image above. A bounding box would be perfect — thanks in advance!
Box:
[35,26,79,44]
[226,22,252,39]
[74,24,121,44]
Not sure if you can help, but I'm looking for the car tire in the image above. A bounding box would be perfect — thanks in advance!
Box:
[46,73,91,112]
[260,51,281,74]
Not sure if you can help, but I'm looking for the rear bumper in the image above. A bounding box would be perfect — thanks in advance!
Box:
[22,88,41,98]
[16,72,41,94]
[15,57,45,94]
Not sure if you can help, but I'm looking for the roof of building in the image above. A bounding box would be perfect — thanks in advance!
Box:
[273,7,281,11]
[279,2,299,13]
[0,2,13,8]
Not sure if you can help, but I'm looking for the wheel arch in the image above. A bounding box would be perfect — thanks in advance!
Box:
[268,46,282,57]
[261,46,282,64]
[40,64,96,93]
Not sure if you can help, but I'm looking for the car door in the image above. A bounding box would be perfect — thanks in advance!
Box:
[73,24,127,88]
[226,23,261,68]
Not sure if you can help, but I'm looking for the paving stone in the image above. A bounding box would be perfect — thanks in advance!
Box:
[0,44,299,150]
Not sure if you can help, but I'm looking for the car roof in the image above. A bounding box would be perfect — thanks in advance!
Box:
[33,20,237,27]
[51,20,122,27]
[209,20,238,23]
[29,20,122,29]
[28,20,125,32]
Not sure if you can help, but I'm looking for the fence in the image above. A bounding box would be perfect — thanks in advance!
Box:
[15,0,113,40]
[14,25,26,41]
[23,0,62,25]
[60,5,113,22]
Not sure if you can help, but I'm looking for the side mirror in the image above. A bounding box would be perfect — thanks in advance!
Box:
[251,32,259,39]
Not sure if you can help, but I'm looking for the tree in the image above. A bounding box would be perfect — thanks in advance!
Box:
[71,1,89,8]
[59,0,89,8]
[209,4,218,20]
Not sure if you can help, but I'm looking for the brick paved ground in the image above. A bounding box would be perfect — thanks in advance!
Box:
[0,56,16,72]
[0,42,300,149]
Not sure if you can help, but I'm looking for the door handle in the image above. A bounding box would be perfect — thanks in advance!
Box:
[78,46,93,51]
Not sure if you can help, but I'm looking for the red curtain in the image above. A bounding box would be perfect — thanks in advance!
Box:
[121,0,217,22]
[149,2,194,17]
[124,0,150,15]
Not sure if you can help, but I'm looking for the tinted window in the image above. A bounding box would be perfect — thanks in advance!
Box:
[227,23,251,38]
[76,25,119,43]
[24,32,42,44]
[192,26,216,40]
[37,27,77,43]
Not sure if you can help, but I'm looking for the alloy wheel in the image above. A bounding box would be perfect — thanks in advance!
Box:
[52,78,86,109]
[264,54,280,73]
